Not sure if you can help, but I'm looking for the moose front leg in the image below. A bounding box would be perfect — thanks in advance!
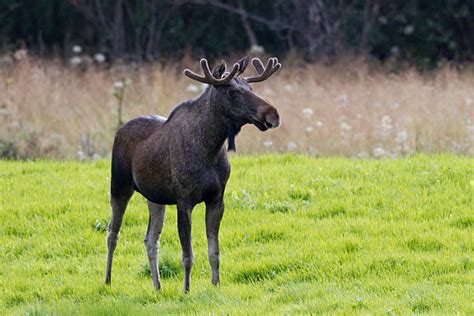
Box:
[177,201,194,293]
[205,198,224,285]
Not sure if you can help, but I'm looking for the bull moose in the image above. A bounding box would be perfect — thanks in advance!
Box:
[105,56,282,292]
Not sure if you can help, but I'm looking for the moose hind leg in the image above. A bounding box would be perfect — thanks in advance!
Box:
[144,201,165,291]
[105,194,132,285]
[177,202,194,293]
[205,198,224,285]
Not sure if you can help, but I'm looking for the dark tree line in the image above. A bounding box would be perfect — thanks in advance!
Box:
[1,0,473,66]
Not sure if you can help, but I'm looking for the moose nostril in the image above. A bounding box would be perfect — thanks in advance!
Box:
[265,111,280,128]
[265,118,280,128]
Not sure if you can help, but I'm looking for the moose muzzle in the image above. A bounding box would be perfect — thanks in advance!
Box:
[254,95,280,131]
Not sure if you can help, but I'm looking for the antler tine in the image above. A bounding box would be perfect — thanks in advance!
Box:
[182,58,214,84]
[245,57,282,83]
[200,58,215,80]
[183,58,240,86]
[183,68,206,83]
[236,56,250,75]
[251,57,265,74]
[222,63,240,82]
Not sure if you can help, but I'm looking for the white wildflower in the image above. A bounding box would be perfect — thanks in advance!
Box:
[302,108,314,118]
[70,56,82,65]
[263,140,273,148]
[372,146,386,158]
[77,151,86,161]
[340,122,352,131]
[391,46,400,56]
[72,45,82,54]
[94,53,106,63]
[305,126,314,133]
[284,84,294,92]
[404,25,415,35]
[381,115,392,131]
[395,131,408,144]
[185,84,199,93]
[49,133,64,141]
[114,81,124,89]
[13,49,28,61]
[315,121,323,127]
[250,45,265,54]
[465,97,473,105]
[287,142,298,151]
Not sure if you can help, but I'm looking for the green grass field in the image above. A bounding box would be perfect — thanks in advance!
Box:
[0,155,473,314]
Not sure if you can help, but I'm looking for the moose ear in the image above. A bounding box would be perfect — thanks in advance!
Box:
[212,61,226,79]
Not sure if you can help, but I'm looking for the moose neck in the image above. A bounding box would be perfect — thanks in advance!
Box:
[194,92,238,160]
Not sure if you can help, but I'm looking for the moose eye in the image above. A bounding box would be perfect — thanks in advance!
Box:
[227,89,240,99]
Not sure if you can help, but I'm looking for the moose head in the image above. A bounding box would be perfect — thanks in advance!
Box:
[183,56,282,150]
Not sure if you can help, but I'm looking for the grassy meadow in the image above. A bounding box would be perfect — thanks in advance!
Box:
[0,154,473,314]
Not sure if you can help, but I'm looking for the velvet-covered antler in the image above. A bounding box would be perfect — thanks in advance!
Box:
[183,58,240,85]
[245,57,281,83]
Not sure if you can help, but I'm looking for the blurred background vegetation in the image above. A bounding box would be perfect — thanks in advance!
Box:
[1,0,473,67]
[0,0,473,159]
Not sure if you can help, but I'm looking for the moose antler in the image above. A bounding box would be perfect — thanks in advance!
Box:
[245,57,281,83]
[184,58,240,85]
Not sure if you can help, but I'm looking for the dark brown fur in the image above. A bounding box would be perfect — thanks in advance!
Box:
[105,57,281,292]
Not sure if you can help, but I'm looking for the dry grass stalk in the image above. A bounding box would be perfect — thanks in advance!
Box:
[0,57,473,159]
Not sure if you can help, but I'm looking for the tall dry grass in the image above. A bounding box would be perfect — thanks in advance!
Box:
[0,56,473,159]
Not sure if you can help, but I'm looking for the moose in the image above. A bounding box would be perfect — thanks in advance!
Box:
[105,56,282,292]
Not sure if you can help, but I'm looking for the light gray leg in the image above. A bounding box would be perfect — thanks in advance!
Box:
[105,195,131,285]
[205,198,224,285]
[144,201,166,291]
[177,201,194,293]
